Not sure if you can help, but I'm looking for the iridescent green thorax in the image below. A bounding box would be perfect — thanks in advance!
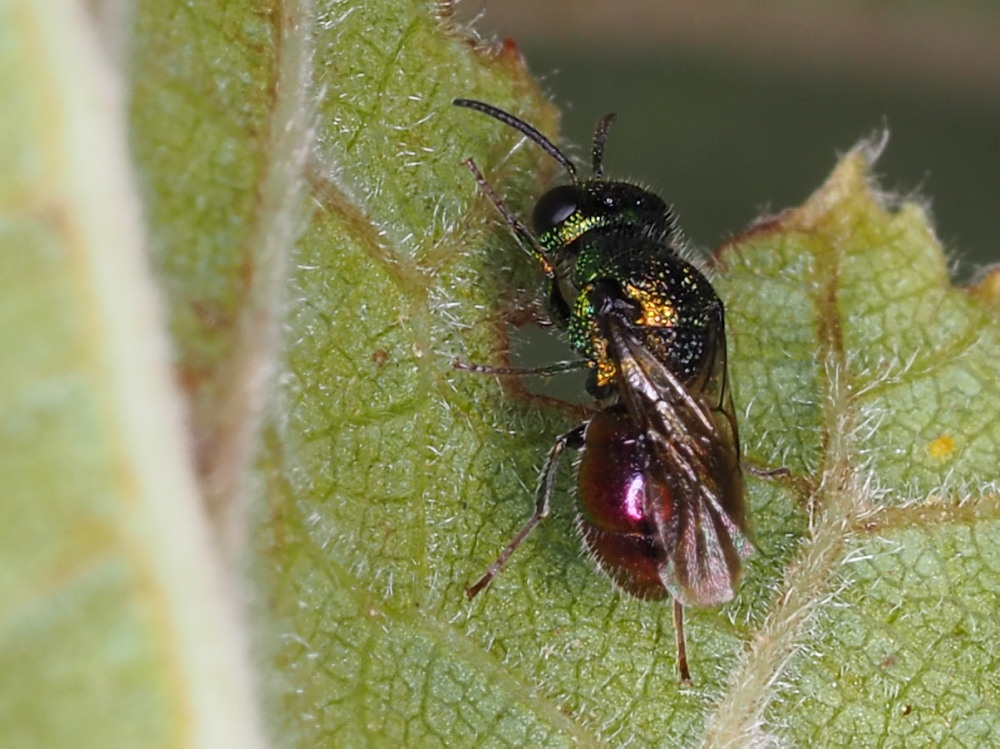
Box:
[560,241,720,394]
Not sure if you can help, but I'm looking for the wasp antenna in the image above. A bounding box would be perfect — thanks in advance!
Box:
[591,113,617,178]
[453,98,578,181]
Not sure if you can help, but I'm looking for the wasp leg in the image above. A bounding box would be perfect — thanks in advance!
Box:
[461,158,557,277]
[467,423,587,598]
[673,599,691,684]
[453,357,587,378]
[744,463,791,479]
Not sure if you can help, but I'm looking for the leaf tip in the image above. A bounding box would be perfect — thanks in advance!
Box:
[791,137,885,230]
[968,263,1000,307]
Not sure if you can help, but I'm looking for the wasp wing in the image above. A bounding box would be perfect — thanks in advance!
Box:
[602,304,752,607]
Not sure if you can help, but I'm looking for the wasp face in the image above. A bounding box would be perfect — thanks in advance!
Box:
[533,181,673,251]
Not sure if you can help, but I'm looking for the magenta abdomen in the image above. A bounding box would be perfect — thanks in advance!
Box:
[577,409,672,600]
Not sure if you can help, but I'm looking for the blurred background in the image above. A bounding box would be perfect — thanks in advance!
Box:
[462,0,1000,279]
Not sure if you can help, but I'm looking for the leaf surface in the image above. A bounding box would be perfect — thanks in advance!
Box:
[5,0,997,746]
[1,2,262,746]
[260,6,1000,747]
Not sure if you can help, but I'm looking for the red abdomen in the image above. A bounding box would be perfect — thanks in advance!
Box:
[577,408,672,600]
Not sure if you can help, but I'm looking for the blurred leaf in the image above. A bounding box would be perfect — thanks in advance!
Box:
[1,1,262,747]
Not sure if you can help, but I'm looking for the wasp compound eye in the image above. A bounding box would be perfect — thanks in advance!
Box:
[532,184,581,236]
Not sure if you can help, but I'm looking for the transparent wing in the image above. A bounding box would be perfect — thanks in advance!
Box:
[602,305,752,607]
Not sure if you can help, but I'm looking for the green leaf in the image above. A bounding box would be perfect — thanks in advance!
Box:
[1,2,261,747]
[6,0,997,746]
[707,149,1000,747]
[261,9,1000,746]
